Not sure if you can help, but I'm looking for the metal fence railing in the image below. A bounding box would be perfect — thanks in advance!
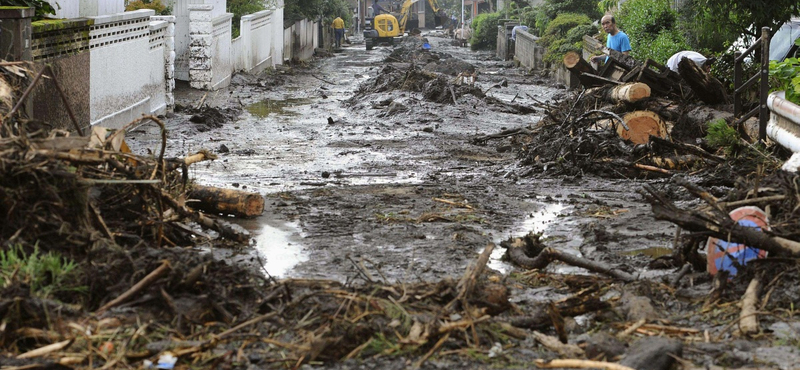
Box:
[734,26,770,141]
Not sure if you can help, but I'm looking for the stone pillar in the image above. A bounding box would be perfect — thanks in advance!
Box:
[188,4,213,90]
[0,7,34,62]
[154,15,177,111]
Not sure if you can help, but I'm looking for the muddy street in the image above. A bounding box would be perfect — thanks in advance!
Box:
[127,34,676,284]
[115,33,800,369]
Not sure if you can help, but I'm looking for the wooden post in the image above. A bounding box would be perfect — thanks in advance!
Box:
[759,26,770,142]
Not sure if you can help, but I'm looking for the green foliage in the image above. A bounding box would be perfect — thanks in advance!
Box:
[705,119,741,155]
[126,0,170,15]
[769,54,800,105]
[284,0,352,24]
[0,245,85,300]
[698,0,800,43]
[469,12,503,50]
[540,0,601,22]
[228,0,266,38]
[617,0,689,62]
[538,13,592,63]
[675,0,737,52]
[597,0,617,13]
[0,0,56,20]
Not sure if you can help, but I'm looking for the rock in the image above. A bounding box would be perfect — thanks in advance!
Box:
[578,332,626,361]
[619,337,682,370]
[218,144,230,153]
[619,292,658,321]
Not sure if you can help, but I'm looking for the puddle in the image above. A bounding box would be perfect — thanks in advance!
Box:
[489,202,567,274]
[246,98,313,118]
[247,220,307,278]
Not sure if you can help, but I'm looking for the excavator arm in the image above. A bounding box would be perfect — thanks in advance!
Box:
[397,0,419,35]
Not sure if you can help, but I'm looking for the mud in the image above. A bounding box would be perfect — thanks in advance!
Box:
[122,34,800,369]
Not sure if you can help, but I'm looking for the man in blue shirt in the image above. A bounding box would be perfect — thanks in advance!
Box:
[591,15,631,64]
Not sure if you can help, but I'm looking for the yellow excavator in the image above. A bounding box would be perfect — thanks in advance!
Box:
[364,0,448,50]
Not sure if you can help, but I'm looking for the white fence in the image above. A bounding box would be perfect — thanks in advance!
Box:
[232,8,284,74]
[283,18,319,63]
[88,10,174,127]
[26,9,173,130]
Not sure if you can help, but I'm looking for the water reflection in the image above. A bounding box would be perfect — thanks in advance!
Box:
[253,221,308,278]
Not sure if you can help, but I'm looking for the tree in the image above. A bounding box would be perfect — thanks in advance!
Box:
[284,0,351,25]
[698,0,800,42]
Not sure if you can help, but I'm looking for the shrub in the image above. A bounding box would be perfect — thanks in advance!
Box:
[675,0,738,52]
[470,12,503,50]
[538,13,592,63]
[125,0,170,15]
[617,0,689,62]
[541,0,601,23]
[705,119,741,155]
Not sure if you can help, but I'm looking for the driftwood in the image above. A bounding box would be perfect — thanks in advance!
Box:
[188,184,265,218]
[678,58,729,105]
[640,180,800,257]
[535,359,637,370]
[738,275,762,336]
[531,331,584,358]
[506,233,637,282]
[95,260,172,314]
[578,73,623,88]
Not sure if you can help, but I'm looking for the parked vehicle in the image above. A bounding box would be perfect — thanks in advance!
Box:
[769,17,800,61]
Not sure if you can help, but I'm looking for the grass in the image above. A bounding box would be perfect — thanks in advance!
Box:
[0,244,85,299]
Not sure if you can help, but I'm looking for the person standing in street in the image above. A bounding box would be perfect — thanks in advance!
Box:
[591,15,631,64]
[333,16,345,48]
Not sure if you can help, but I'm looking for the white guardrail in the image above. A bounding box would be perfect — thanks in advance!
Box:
[766,91,800,171]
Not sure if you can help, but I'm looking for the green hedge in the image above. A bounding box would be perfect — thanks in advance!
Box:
[470,12,503,50]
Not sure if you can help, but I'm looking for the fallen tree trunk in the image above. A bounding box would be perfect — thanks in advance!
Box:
[617,110,669,144]
[188,184,265,218]
[678,58,729,105]
[563,51,597,75]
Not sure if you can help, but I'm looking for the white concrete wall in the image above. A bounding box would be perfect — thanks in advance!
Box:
[233,9,274,73]
[48,0,125,19]
[87,9,170,128]
[514,29,544,71]
[174,0,208,81]
[284,18,317,63]
[211,13,233,89]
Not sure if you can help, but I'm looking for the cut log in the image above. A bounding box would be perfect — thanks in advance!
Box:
[563,51,597,75]
[188,184,265,218]
[678,58,729,105]
[605,83,651,103]
[617,110,669,144]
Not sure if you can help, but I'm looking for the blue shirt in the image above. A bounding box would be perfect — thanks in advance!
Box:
[607,31,631,53]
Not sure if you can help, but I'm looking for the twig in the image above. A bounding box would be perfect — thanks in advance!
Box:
[95,260,172,314]
[534,359,636,370]
[617,318,646,338]
[575,109,629,131]
[432,197,473,209]
[633,163,672,175]
[670,263,692,287]
[16,339,73,359]
[412,332,450,369]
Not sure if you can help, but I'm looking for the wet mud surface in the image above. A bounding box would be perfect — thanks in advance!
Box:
[123,34,800,369]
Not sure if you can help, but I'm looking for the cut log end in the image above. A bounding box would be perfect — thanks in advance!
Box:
[188,185,265,218]
[563,51,582,69]
[618,110,668,145]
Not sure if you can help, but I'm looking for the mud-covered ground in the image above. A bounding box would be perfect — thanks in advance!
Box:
[124,33,800,369]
